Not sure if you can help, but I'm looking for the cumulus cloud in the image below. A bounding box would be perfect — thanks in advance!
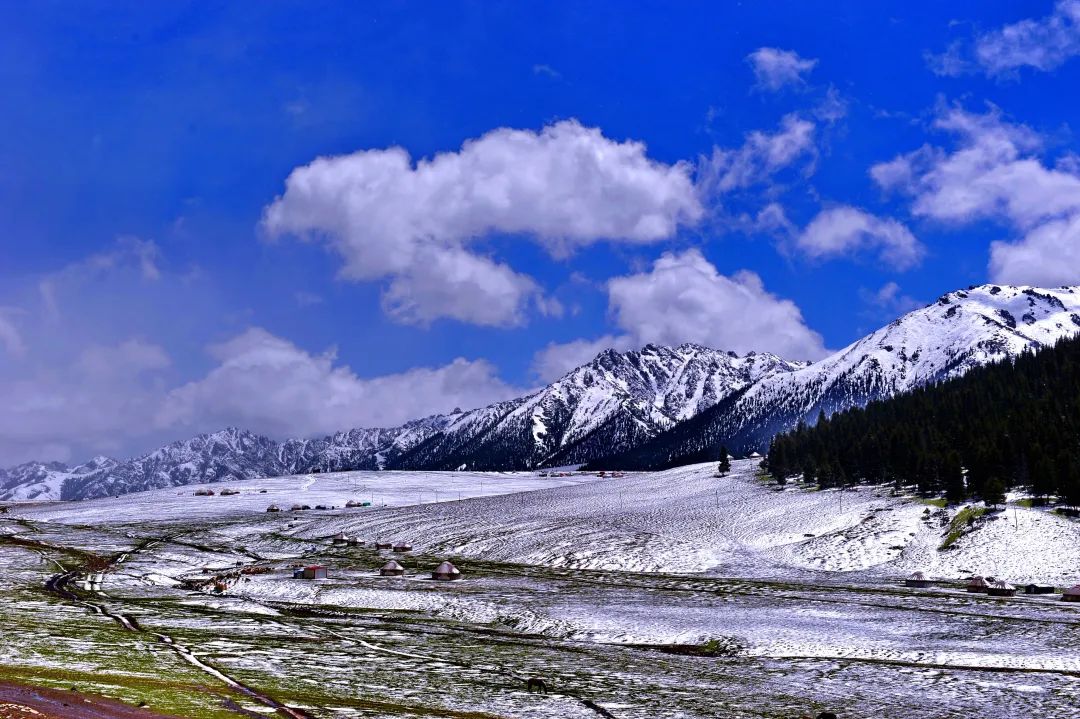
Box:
[606,250,827,360]
[157,328,524,438]
[872,105,1080,285]
[747,47,818,90]
[0,339,172,465]
[990,214,1080,286]
[380,246,542,327]
[871,107,1080,228]
[795,206,924,269]
[262,120,703,326]
[701,114,817,193]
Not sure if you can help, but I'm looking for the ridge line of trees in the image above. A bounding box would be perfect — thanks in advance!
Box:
[764,335,1080,506]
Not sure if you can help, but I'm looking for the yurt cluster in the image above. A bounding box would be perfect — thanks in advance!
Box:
[290,532,463,582]
[905,571,1080,602]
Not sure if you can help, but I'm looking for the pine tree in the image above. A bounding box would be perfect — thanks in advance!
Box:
[981,477,1006,508]
[716,446,731,476]
[943,452,965,505]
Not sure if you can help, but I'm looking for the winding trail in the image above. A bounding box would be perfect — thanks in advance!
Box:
[33,532,316,719]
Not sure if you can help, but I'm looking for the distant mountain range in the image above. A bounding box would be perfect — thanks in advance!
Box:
[3,284,1079,501]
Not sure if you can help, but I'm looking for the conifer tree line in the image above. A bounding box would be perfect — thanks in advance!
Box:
[764,334,1080,506]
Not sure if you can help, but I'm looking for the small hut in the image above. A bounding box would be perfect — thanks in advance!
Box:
[1062,585,1080,602]
[431,560,462,581]
[393,542,413,553]
[194,488,215,496]
[331,533,351,546]
[987,579,1016,597]
[966,575,990,593]
[380,560,405,577]
[290,503,308,511]
[266,504,281,513]
[220,488,240,496]
[293,565,328,580]
[345,499,363,508]
[905,571,933,588]
[1023,584,1054,595]
[375,541,392,550]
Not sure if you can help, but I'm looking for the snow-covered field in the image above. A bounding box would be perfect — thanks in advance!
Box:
[3,460,1079,718]
[14,468,604,524]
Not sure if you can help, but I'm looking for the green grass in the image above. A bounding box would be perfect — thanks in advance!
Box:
[939,506,987,550]
[919,498,948,508]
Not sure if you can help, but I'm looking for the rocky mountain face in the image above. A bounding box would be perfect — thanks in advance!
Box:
[590,284,1080,469]
[388,343,803,471]
[5,284,1078,501]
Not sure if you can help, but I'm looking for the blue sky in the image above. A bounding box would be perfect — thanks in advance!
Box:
[3,1,1080,464]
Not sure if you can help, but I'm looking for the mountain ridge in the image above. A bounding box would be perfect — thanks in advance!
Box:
[4,283,1079,500]
[586,284,1080,469]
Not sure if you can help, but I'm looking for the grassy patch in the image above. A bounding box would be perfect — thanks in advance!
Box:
[939,506,987,550]
[919,498,948,508]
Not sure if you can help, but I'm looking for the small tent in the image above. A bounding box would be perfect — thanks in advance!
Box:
[987,579,1016,597]
[380,560,405,577]
[1062,584,1080,602]
[966,575,990,593]
[431,560,462,581]
[905,571,932,588]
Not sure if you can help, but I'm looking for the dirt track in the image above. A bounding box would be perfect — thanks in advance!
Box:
[0,682,185,719]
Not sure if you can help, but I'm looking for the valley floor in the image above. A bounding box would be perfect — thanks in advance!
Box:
[1,460,1078,718]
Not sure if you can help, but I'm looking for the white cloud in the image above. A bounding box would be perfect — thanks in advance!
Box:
[746,48,818,91]
[606,249,827,360]
[0,340,172,465]
[531,334,634,382]
[381,246,541,327]
[0,310,26,358]
[871,107,1080,229]
[990,213,1080,285]
[928,2,1080,77]
[262,120,703,326]
[859,281,921,316]
[796,206,924,269]
[294,291,323,307]
[157,328,524,438]
[532,63,561,79]
[872,105,1080,286]
[75,339,171,379]
[701,114,816,193]
[975,0,1080,75]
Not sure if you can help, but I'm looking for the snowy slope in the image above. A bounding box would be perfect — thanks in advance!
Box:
[597,284,1080,466]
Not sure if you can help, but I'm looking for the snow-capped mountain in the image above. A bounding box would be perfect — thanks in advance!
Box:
[0,344,800,500]
[5,284,1078,501]
[0,456,119,502]
[388,343,803,471]
[593,284,1080,469]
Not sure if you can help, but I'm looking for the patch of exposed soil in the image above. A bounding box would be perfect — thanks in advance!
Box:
[0,682,184,719]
